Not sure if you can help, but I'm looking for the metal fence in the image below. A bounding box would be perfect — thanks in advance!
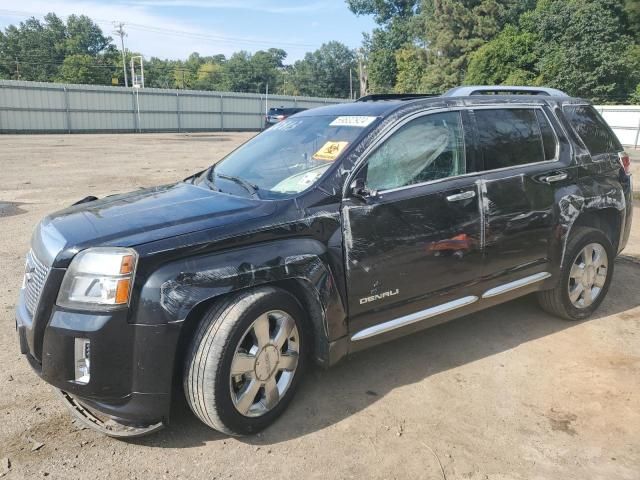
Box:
[1,80,637,144]
[0,80,346,134]
[594,105,640,149]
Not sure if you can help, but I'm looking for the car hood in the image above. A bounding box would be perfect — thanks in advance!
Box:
[33,182,276,267]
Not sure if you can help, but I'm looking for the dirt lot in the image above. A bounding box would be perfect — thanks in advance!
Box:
[0,134,639,480]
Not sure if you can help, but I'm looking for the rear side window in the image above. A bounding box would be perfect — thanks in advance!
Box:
[474,108,553,170]
[562,105,621,156]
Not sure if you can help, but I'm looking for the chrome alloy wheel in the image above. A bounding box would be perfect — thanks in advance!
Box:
[229,310,300,417]
[568,242,608,308]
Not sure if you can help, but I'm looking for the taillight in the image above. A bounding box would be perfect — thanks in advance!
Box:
[619,152,631,175]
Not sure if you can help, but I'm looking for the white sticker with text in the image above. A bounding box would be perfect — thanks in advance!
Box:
[329,116,377,128]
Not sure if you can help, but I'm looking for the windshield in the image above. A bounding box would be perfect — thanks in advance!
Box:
[204,115,377,198]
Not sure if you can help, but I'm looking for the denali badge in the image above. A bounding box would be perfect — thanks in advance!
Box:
[359,289,399,305]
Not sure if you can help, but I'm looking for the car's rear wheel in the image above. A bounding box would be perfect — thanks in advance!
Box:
[537,227,615,320]
[184,286,308,435]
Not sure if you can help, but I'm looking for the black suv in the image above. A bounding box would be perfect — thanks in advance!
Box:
[16,86,632,438]
[265,107,307,128]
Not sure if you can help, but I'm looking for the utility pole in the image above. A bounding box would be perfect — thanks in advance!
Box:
[349,68,353,100]
[113,22,128,87]
[357,49,368,98]
[15,57,20,80]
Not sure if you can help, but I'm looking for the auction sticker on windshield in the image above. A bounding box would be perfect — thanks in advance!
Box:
[313,141,349,161]
[268,119,303,132]
[329,116,377,128]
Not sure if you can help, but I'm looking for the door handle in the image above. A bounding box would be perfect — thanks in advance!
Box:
[540,172,568,183]
[446,190,476,202]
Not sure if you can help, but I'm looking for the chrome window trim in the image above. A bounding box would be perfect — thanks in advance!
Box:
[342,106,455,198]
[351,295,479,341]
[342,104,566,200]
[482,272,552,299]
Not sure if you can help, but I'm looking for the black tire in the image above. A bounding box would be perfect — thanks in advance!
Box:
[537,227,615,320]
[183,286,309,436]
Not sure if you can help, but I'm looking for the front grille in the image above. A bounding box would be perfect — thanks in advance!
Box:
[23,250,51,316]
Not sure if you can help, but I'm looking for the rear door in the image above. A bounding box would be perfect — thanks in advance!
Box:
[469,106,572,282]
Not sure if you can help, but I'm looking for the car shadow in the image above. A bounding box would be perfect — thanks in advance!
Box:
[130,260,640,449]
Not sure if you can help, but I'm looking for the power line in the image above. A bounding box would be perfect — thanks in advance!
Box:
[0,8,320,50]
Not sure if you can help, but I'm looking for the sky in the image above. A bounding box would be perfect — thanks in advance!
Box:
[0,0,377,63]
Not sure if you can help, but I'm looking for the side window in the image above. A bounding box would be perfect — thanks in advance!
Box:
[535,110,557,161]
[474,108,549,171]
[562,105,621,156]
[366,111,466,191]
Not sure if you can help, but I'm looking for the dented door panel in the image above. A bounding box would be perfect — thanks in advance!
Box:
[343,177,483,335]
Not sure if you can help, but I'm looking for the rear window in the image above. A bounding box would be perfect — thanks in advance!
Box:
[562,105,621,156]
[474,108,555,171]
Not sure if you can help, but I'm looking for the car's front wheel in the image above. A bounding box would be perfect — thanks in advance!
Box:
[184,286,308,435]
[538,227,615,320]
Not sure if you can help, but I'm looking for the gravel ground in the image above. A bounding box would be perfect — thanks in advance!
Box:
[0,134,639,480]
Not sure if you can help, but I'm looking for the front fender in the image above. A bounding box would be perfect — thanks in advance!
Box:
[135,238,347,348]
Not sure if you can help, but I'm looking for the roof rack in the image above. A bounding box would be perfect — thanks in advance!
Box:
[443,85,569,97]
[356,93,439,102]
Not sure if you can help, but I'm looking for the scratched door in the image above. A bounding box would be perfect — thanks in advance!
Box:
[342,110,483,333]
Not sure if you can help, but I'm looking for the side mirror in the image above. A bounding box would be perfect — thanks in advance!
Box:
[350,178,375,201]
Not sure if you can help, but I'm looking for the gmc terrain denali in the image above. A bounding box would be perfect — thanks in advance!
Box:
[16,86,632,437]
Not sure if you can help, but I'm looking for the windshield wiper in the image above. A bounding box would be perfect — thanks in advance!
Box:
[216,173,259,198]
[191,164,218,189]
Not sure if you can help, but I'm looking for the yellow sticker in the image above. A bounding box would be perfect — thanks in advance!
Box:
[312,141,349,161]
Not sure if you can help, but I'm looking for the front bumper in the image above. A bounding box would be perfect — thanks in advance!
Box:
[56,390,164,438]
[16,292,181,428]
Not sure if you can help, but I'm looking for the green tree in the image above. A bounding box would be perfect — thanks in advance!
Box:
[625,0,640,38]
[464,0,640,103]
[465,25,537,85]
[56,53,112,84]
[0,16,64,81]
[416,0,535,92]
[347,0,420,92]
[63,15,111,56]
[193,61,228,91]
[393,45,428,92]
[0,13,114,83]
[631,83,640,104]
[290,41,357,98]
[144,57,176,88]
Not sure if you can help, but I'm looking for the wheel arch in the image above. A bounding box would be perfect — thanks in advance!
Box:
[556,183,627,269]
[173,276,336,384]
[571,207,622,251]
[135,238,348,409]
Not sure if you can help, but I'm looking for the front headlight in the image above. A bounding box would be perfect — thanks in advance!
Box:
[57,247,138,311]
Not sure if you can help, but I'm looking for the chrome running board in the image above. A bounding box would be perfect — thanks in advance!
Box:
[351,295,479,341]
[350,272,552,342]
[481,272,551,299]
